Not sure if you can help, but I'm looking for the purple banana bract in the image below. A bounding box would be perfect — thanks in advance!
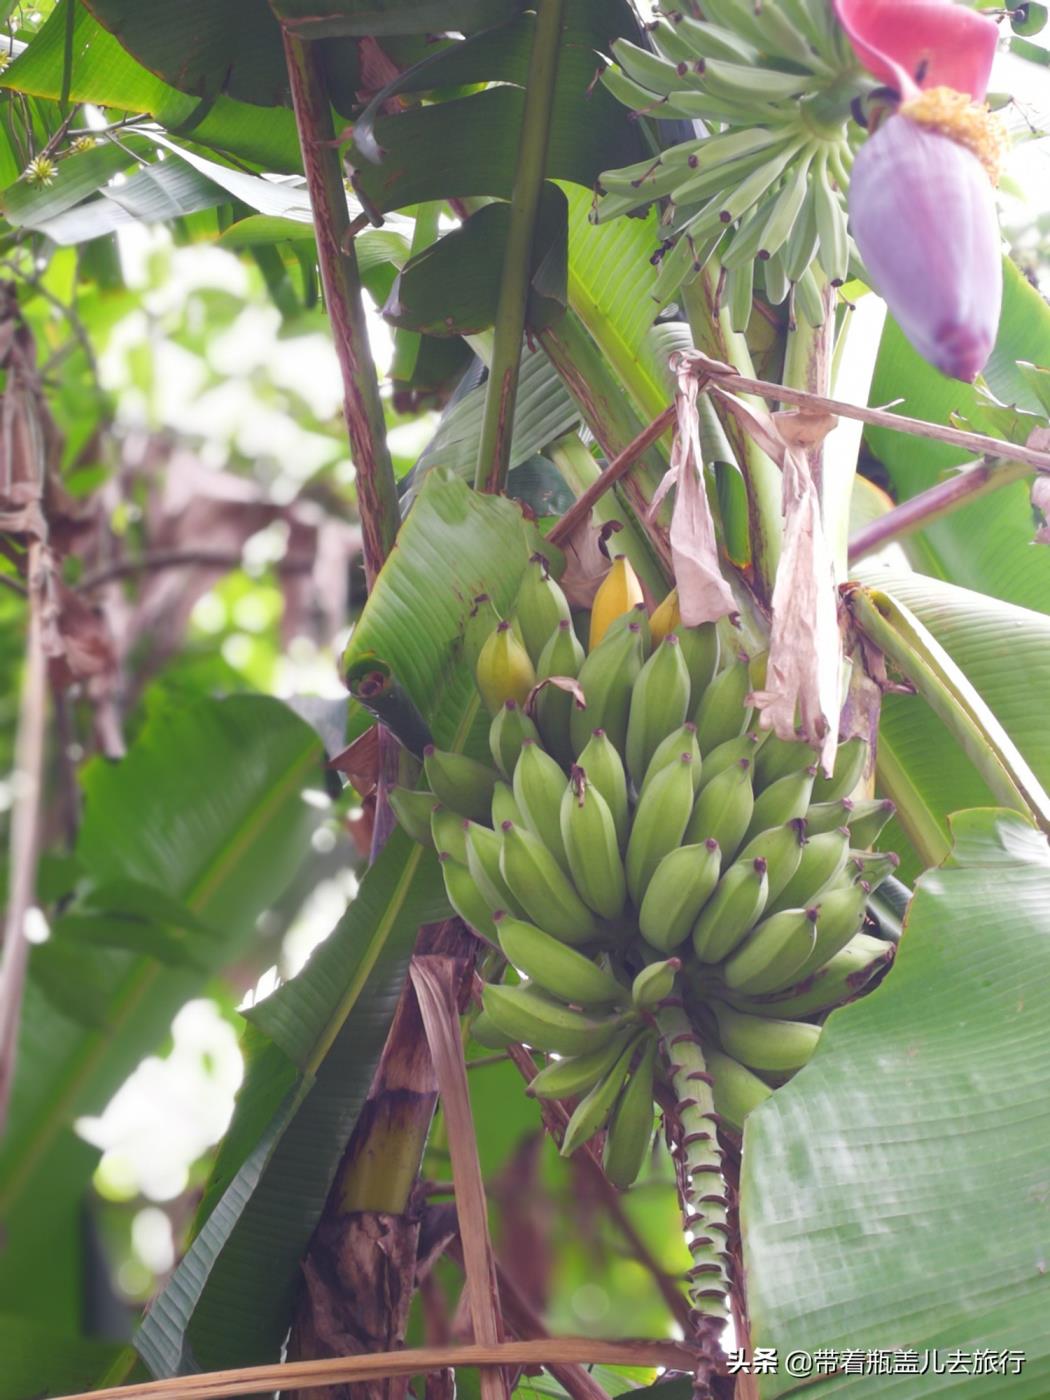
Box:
[848,114,1002,382]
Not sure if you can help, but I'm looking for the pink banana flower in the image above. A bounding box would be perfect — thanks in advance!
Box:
[835,0,1004,382]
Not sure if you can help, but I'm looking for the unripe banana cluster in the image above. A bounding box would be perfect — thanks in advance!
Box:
[390,554,898,1206]
[594,0,864,326]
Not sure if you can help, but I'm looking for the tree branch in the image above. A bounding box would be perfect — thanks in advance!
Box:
[475,0,566,493]
[283,34,399,588]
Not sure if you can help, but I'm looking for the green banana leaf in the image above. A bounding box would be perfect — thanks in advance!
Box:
[2,5,303,171]
[864,259,1050,615]
[742,809,1050,1397]
[0,697,323,1341]
[137,474,536,1374]
[854,565,1050,878]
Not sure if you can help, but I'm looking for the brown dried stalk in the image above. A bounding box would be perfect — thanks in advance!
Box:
[54,1340,694,1400]
[411,957,509,1400]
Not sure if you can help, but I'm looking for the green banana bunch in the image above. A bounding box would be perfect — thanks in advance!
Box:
[499,821,599,946]
[603,1039,658,1188]
[722,933,893,1019]
[594,5,864,309]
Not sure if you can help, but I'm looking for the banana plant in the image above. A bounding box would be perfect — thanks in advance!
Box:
[1,2,1050,1399]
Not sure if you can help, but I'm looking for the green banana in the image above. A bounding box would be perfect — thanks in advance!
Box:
[721,906,819,995]
[495,914,625,1008]
[499,820,599,946]
[727,152,812,266]
[742,765,815,845]
[527,1026,636,1100]
[491,780,524,828]
[632,958,681,1009]
[570,620,646,758]
[440,854,497,943]
[625,634,692,787]
[626,752,697,906]
[598,155,686,202]
[765,825,850,916]
[489,700,540,779]
[388,787,439,847]
[722,932,892,1019]
[483,982,626,1056]
[725,256,754,333]
[849,850,900,890]
[695,731,763,791]
[559,766,628,921]
[684,757,755,866]
[760,247,791,306]
[465,821,525,919]
[663,12,761,64]
[692,856,769,963]
[705,1047,772,1133]
[735,819,807,902]
[710,1002,821,1074]
[639,722,702,800]
[561,1037,639,1156]
[431,806,469,865]
[576,728,630,849]
[603,1039,658,1188]
[793,879,870,978]
[470,1009,515,1050]
[536,618,587,767]
[610,37,701,99]
[847,797,896,848]
[753,732,819,792]
[424,746,499,823]
[515,554,573,664]
[670,145,793,211]
[638,839,721,952]
[694,652,754,752]
[513,738,572,871]
[811,736,867,802]
[793,263,826,327]
[804,796,853,834]
[475,620,537,715]
[783,182,819,282]
[813,150,849,285]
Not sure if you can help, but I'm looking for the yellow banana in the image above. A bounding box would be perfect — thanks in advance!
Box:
[589,555,645,651]
[691,856,769,963]
[649,588,680,643]
[475,620,537,716]
[638,839,721,952]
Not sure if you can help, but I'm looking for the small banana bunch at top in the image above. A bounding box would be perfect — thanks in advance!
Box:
[390,553,898,1195]
[595,0,866,325]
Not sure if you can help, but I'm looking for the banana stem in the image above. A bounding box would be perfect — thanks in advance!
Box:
[475,0,566,493]
[653,1000,731,1363]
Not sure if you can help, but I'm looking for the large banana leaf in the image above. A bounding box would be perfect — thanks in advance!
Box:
[0,697,322,1340]
[742,809,1050,1397]
[855,565,1050,877]
[864,260,1050,614]
[137,474,535,1374]
[2,5,303,171]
